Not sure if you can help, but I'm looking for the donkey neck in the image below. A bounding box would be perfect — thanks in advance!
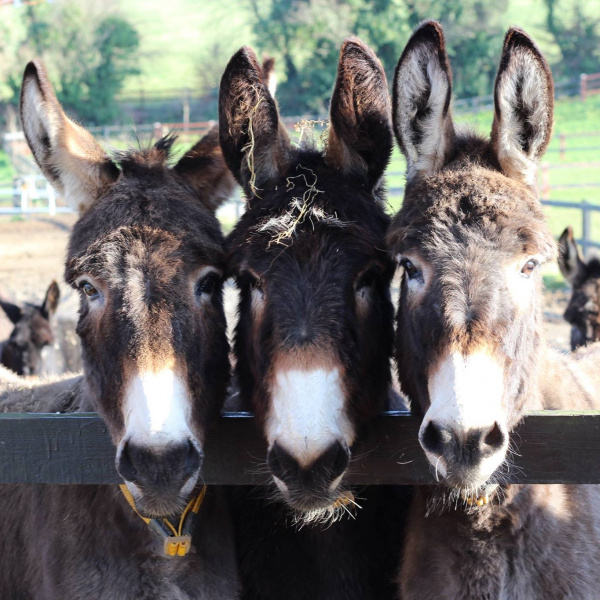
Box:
[538,343,600,411]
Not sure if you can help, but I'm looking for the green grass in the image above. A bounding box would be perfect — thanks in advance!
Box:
[0,150,15,186]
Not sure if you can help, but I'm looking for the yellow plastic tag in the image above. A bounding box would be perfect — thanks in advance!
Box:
[164,535,192,557]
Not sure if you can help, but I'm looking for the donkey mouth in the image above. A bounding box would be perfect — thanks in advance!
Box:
[280,487,361,527]
[122,478,202,519]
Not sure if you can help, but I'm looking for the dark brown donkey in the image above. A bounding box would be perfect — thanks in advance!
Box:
[0,61,239,599]
[558,225,600,349]
[389,23,600,599]
[0,280,60,375]
[220,41,406,599]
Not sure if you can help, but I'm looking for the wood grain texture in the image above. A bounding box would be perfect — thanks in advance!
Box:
[0,411,599,484]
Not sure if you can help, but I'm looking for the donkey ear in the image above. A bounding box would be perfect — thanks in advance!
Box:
[20,60,119,213]
[0,299,22,325]
[393,21,454,182]
[174,126,237,213]
[40,280,60,319]
[325,37,393,189]
[219,47,290,197]
[491,28,554,187]
[558,226,585,284]
[261,57,277,97]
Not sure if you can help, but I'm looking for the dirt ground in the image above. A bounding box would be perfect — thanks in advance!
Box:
[0,215,572,376]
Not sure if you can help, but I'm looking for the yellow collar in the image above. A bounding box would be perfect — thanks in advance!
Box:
[119,484,207,557]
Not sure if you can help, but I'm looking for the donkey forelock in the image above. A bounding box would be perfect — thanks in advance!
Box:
[21,59,235,516]
[390,22,555,493]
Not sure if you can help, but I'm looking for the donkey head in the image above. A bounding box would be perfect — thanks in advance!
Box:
[21,60,235,516]
[558,226,600,350]
[389,23,555,492]
[220,40,394,517]
[0,281,60,376]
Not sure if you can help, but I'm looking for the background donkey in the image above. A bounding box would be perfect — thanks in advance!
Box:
[558,225,600,349]
[0,280,60,375]
[219,40,407,599]
[0,60,239,599]
[389,22,600,599]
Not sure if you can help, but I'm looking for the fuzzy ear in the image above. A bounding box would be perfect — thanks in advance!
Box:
[325,37,393,189]
[393,21,454,182]
[174,126,237,213]
[558,226,585,284]
[20,60,119,213]
[40,280,60,319]
[491,28,554,187]
[261,57,277,97]
[218,47,290,197]
[0,299,22,325]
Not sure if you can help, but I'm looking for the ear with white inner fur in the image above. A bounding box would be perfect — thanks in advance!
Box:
[40,280,60,319]
[325,37,393,190]
[392,21,454,182]
[491,28,554,187]
[20,60,119,213]
[261,57,277,97]
[558,226,585,284]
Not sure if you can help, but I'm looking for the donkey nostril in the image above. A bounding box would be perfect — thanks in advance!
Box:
[117,441,139,484]
[267,442,300,482]
[483,422,506,452]
[182,441,202,479]
[421,421,447,457]
[321,441,350,482]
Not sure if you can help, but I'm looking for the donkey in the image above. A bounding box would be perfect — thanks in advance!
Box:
[219,40,407,599]
[388,22,600,599]
[0,60,239,599]
[0,280,60,375]
[558,225,600,349]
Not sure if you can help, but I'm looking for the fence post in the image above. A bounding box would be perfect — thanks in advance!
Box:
[559,134,566,160]
[582,199,591,259]
[20,183,28,214]
[47,183,56,216]
[581,74,588,103]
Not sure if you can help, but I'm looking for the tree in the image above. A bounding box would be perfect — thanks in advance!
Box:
[3,0,140,125]
[545,0,600,81]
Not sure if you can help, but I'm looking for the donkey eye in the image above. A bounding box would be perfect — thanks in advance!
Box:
[521,259,540,277]
[240,271,263,291]
[79,281,99,298]
[196,272,221,297]
[400,258,419,280]
[355,269,376,290]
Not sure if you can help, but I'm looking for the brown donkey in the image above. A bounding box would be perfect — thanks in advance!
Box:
[389,23,600,599]
[558,225,600,349]
[0,61,239,599]
[219,41,407,599]
[0,280,60,375]
[220,39,395,516]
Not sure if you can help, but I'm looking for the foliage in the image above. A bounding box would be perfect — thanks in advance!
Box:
[545,0,600,81]
[2,0,140,125]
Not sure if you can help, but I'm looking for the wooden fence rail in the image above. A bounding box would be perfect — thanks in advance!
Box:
[1,411,600,485]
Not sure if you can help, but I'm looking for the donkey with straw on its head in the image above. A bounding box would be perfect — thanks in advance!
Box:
[0,60,239,599]
[389,22,600,599]
[219,39,406,599]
